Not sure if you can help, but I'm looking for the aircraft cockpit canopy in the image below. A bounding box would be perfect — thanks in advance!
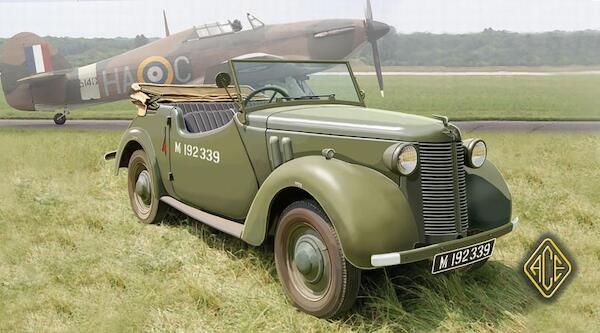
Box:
[194,22,235,39]
[190,14,264,41]
[246,13,265,30]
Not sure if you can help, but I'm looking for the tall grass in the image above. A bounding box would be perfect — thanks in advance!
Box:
[0,130,598,332]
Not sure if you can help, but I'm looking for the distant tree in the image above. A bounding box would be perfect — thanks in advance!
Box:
[133,34,150,48]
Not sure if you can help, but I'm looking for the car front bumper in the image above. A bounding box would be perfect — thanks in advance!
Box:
[370,217,519,267]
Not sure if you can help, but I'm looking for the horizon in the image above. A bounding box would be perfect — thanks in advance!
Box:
[1,0,600,38]
[4,28,600,41]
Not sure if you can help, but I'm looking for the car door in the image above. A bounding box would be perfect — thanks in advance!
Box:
[169,109,258,220]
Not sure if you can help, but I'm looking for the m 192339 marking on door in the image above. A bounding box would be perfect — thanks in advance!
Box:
[174,141,220,164]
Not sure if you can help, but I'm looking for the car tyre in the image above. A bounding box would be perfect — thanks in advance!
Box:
[274,199,361,318]
[127,150,167,224]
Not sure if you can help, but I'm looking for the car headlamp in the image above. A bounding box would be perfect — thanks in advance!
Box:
[383,143,419,176]
[397,145,418,175]
[464,139,487,168]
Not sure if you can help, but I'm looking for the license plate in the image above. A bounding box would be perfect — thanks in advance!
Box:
[431,238,496,274]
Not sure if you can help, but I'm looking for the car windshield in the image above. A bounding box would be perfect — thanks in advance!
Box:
[231,60,362,109]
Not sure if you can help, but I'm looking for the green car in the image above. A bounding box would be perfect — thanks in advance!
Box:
[110,59,518,318]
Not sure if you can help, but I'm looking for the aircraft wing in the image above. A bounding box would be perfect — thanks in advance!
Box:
[16,69,69,85]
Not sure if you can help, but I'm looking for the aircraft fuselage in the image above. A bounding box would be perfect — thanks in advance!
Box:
[42,19,377,110]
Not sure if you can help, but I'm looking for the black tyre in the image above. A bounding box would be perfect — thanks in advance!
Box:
[274,200,361,318]
[53,113,66,125]
[127,150,167,224]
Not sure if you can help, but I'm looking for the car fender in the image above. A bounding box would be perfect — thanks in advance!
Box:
[241,155,419,269]
[465,160,512,230]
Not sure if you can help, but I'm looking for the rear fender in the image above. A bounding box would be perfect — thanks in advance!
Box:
[241,155,419,269]
[114,127,169,197]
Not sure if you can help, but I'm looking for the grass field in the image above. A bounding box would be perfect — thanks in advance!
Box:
[0,129,598,332]
[1,74,600,121]
[348,63,600,73]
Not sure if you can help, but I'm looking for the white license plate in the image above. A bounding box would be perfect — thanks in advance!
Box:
[431,238,496,274]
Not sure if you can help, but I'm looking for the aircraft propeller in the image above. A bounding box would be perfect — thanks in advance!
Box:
[364,0,389,97]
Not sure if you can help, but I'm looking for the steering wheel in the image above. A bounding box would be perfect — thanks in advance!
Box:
[243,86,290,107]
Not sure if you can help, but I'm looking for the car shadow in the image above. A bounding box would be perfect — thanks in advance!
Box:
[162,213,537,331]
[161,212,278,279]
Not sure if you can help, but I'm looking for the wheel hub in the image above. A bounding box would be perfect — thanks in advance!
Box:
[294,234,324,284]
[135,170,152,205]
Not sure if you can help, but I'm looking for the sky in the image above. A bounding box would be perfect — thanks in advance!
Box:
[1,0,600,38]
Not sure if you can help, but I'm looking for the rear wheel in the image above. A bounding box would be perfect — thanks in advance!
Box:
[274,200,361,318]
[127,150,167,224]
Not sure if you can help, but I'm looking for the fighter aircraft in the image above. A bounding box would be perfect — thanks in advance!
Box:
[0,1,389,125]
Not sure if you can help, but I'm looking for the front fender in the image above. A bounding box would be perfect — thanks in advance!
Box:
[241,156,419,269]
[466,160,512,230]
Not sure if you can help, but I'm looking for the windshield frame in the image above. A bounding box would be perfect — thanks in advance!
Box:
[228,59,365,113]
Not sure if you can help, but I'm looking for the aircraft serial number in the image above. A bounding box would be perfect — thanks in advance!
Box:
[174,141,220,164]
[79,77,98,88]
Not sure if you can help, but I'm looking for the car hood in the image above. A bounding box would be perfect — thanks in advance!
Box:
[263,104,453,142]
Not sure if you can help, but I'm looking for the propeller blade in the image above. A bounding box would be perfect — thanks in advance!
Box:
[365,0,374,22]
[364,0,388,97]
[371,39,384,97]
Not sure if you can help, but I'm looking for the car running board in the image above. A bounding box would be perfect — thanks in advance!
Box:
[160,196,244,238]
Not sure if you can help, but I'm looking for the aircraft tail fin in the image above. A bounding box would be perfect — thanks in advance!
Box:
[163,10,170,37]
[0,32,71,111]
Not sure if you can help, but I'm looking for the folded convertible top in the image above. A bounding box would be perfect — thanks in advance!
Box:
[130,83,254,116]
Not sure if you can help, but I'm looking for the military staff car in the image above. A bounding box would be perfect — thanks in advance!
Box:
[109,59,518,318]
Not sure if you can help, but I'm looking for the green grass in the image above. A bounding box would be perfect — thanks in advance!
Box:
[359,75,600,120]
[349,62,600,72]
[0,129,598,332]
[2,74,600,121]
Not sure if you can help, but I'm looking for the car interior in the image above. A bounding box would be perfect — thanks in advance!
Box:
[168,102,237,134]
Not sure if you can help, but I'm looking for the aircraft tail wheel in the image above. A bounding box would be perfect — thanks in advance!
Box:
[53,113,67,125]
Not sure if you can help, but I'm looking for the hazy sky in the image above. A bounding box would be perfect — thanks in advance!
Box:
[1,0,600,38]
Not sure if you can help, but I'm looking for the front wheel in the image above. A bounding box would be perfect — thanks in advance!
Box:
[274,200,361,318]
[127,150,167,224]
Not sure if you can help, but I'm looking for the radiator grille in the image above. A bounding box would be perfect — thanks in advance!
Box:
[419,142,469,236]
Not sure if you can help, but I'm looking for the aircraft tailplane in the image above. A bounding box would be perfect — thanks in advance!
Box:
[0,32,71,111]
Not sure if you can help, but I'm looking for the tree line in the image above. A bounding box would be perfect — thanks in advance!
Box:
[2,30,600,68]
[360,28,600,67]
[0,35,155,68]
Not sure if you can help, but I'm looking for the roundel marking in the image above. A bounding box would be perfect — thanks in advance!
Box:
[137,56,174,84]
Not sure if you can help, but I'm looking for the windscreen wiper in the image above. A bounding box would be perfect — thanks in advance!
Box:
[280,94,336,101]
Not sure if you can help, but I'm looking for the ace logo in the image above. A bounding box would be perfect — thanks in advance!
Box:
[523,237,574,299]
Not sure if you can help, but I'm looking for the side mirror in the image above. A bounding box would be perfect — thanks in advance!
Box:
[359,89,366,100]
[215,72,231,88]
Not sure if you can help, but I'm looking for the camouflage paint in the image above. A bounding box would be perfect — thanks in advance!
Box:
[1,18,388,111]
